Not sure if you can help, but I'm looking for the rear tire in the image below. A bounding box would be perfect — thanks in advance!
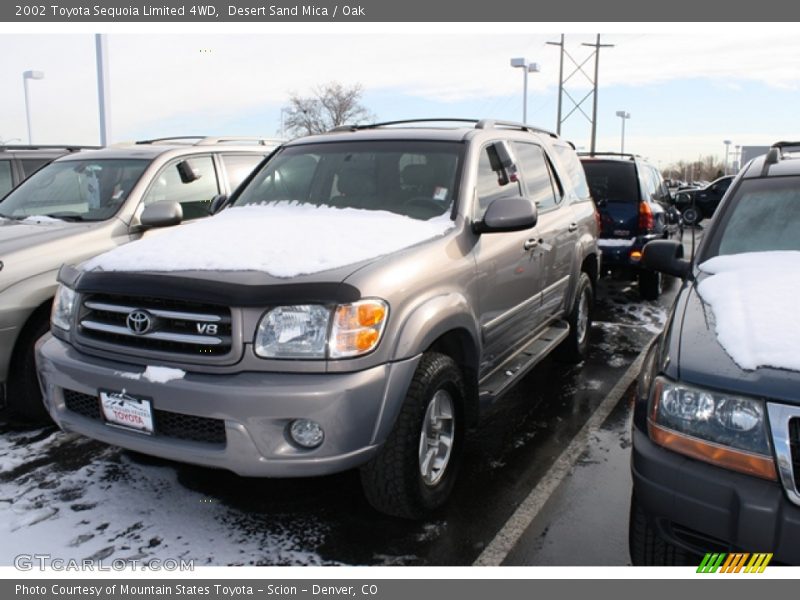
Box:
[6,313,51,423]
[639,269,662,301]
[360,352,465,519]
[555,272,593,363]
[629,495,692,565]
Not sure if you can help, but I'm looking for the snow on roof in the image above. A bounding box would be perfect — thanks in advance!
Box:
[697,251,800,371]
[83,204,454,278]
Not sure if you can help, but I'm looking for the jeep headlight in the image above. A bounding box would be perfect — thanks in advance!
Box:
[254,299,388,359]
[649,376,776,480]
[51,284,77,331]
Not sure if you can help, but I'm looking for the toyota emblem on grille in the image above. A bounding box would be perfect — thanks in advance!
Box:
[126,310,153,335]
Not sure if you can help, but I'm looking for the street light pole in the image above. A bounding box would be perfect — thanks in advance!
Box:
[615,110,630,154]
[723,140,732,175]
[510,58,540,124]
[22,70,44,144]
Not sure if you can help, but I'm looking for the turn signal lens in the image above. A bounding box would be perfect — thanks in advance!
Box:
[330,299,389,358]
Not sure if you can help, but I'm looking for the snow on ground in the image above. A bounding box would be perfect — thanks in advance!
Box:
[0,426,333,566]
[84,204,454,278]
[698,251,800,371]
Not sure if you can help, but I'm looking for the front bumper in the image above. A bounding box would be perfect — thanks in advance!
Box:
[631,428,800,564]
[37,336,421,478]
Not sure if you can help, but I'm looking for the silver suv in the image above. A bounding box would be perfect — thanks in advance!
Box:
[1,136,279,419]
[37,120,600,518]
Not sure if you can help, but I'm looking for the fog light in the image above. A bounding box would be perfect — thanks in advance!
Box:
[289,419,324,449]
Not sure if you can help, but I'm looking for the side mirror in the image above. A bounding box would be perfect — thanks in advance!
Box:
[641,239,691,279]
[209,194,229,215]
[473,196,537,234]
[176,160,200,184]
[140,200,183,229]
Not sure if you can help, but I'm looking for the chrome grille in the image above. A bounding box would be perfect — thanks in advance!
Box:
[767,403,800,507]
[78,293,232,356]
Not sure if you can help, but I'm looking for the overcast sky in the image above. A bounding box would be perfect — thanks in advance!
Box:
[1,26,799,167]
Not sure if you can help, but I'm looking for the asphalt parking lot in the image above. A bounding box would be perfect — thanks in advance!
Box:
[0,259,687,567]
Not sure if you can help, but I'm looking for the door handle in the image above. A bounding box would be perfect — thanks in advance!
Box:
[524,238,540,251]
[568,222,578,232]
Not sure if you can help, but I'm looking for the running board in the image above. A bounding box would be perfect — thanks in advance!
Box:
[478,322,570,404]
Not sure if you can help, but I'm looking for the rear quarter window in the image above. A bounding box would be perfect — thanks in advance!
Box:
[551,144,590,200]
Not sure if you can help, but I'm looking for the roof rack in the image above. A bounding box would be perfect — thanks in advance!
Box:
[760,140,800,176]
[135,136,282,146]
[328,118,558,138]
[0,144,98,152]
[577,151,639,160]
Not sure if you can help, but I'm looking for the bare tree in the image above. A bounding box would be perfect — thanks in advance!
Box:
[283,82,374,136]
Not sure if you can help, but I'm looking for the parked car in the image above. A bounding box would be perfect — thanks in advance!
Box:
[579,152,682,300]
[36,118,600,518]
[0,145,98,197]
[629,141,800,565]
[673,175,735,225]
[0,136,280,420]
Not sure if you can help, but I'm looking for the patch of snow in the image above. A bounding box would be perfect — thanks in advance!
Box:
[598,238,636,248]
[698,251,800,371]
[84,204,454,278]
[21,215,62,224]
[115,371,141,380]
[142,366,185,384]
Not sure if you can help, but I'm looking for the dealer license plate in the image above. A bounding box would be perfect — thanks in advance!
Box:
[100,390,154,434]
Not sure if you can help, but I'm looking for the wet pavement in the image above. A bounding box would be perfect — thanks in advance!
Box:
[0,272,684,567]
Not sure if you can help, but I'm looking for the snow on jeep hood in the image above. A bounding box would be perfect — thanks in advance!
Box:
[697,251,800,372]
[84,204,454,278]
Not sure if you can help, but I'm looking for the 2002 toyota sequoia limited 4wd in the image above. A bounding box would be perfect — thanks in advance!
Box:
[37,119,600,518]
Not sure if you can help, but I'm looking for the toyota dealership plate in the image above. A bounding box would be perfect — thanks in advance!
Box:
[100,390,154,434]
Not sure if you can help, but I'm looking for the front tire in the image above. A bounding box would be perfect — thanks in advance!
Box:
[360,353,465,519]
[6,313,51,423]
[629,495,692,565]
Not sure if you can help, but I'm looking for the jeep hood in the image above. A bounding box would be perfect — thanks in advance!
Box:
[678,253,800,405]
[82,204,455,280]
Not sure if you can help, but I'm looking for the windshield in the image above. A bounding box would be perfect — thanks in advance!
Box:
[233,141,463,220]
[707,177,800,257]
[0,158,149,222]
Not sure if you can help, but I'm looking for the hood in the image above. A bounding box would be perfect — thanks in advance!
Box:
[82,204,455,281]
[0,218,89,254]
[678,279,800,405]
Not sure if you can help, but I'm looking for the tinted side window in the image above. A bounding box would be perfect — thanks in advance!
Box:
[475,145,519,220]
[220,154,264,192]
[512,142,558,211]
[21,158,51,178]
[143,156,220,220]
[0,160,12,197]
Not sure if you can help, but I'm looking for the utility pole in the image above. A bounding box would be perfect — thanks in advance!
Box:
[582,35,614,154]
[547,34,613,151]
[545,34,565,135]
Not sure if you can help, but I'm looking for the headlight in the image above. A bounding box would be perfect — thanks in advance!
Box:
[253,299,389,359]
[254,305,330,359]
[648,377,776,480]
[51,285,77,331]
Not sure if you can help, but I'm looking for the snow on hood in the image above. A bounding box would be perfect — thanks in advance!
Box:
[697,251,800,371]
[84,204,455,278]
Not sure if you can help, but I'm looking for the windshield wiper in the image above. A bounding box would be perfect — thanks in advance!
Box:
[42,212,86,222]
